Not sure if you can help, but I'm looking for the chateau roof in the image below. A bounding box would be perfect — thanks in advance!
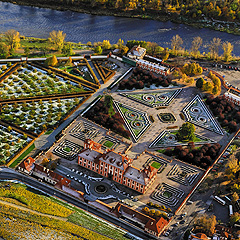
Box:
[18,156,35,172]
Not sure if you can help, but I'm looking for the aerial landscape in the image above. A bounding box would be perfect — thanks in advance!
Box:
[0,0,240,239]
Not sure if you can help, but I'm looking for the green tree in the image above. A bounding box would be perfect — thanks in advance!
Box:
[4,29,20,53]
[0,42,9,58]
[62,43,73,56]
[24,47,30,56]
[94,46,103,54]
[176,122,195,142]
[222,41,233,62]
[49,30,66,52]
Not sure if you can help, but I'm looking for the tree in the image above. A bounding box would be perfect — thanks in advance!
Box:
[191,36,202,57]
[203,81,214,92]
[194,214,216,235]
[94,46,103,54]
[49,30,66,52]
[0,42,9,58]
[161,48,169,61]
[222,41,233,62]
[45,55,58,66]
[230,212,240,225]
[62,43,73,56]
[171,35,183,54]
[232,192,239,203]
[177,122,196,142]
[196,77,205,89]
[102,40,111,50]
[4,29,20,53]
[209,38,221,59]
[24,47,30,56]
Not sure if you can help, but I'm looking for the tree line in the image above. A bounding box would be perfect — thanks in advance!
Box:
[0,29,237,62]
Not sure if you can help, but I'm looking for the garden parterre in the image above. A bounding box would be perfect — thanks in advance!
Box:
[0,64,85,99]
[0,97,83,134]
[0,125,31,164]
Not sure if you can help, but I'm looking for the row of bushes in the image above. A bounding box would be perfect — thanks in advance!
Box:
[206,95,239,133]
[142,207,168,220]
[147,201,172,212]
[164,143,221,169]
[118,67,172,90]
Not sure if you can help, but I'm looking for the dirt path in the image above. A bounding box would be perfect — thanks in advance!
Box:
[0,199,68,221]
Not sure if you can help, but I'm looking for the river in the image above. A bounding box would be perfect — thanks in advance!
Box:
[0,1,240,55]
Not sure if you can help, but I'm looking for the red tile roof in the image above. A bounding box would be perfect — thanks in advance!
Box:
[145,217,168,234]
[18,156,35,172]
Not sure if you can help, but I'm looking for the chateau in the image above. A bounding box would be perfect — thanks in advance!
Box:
[78,139,157,193]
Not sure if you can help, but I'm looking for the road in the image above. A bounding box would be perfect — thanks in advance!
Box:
[0,167,156,240]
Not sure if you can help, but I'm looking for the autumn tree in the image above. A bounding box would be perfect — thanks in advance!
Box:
[49,30,66,52]
[94,46,103,54]
[222,41,233,62]
[4,29,20,53]
[171,35,183,54]
[230,212,240,225]
[232,192,239,203]
[45,55,58,66]
[161,48,169,61]
[191,36,203,57]
[102,40,111,50]
[194,214,217,236]
[209,38,221,60]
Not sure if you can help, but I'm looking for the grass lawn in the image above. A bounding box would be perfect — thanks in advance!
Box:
[151,161,162,169]
[63,147,72,152]
[103,140,114,148]
[163,191,172,198]
[45,129,53,135]
[9,143,35,168]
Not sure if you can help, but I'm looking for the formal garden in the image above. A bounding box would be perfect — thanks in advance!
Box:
[118,67,172,90]
[92,59,117,83]
[149,130,215,148]
[120,89,182,107]
[114,101,152,142]
[0,64,85,99]
[58,59,98,84]
[0,97,83,134]
[0,125,32,164]
[183,95,224,135]
[151,183,185,207]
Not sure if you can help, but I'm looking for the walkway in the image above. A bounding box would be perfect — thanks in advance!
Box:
[87,59,103,84]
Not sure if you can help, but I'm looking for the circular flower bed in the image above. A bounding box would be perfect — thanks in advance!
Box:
[190,107,202,115]
[125,111,139,120]
[142,94,155,102]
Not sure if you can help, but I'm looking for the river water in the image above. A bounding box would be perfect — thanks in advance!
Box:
[0,1,240,55]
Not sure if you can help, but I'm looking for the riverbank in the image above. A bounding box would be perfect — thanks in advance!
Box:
[2,0,240,36]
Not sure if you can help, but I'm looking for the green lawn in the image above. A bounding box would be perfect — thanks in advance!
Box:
[9,143,35,168]
[151,161,162,169]
[63,147,72,152]
[103,141,114,148]
[45,129,53,135]
[163,191,172,198]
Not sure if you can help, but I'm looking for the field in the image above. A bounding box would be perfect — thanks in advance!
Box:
[0,182,128,240]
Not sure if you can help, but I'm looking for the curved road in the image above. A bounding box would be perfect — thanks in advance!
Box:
[0,168,156,240]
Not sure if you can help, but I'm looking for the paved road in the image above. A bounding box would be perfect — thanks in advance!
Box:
[0,167,156,240]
